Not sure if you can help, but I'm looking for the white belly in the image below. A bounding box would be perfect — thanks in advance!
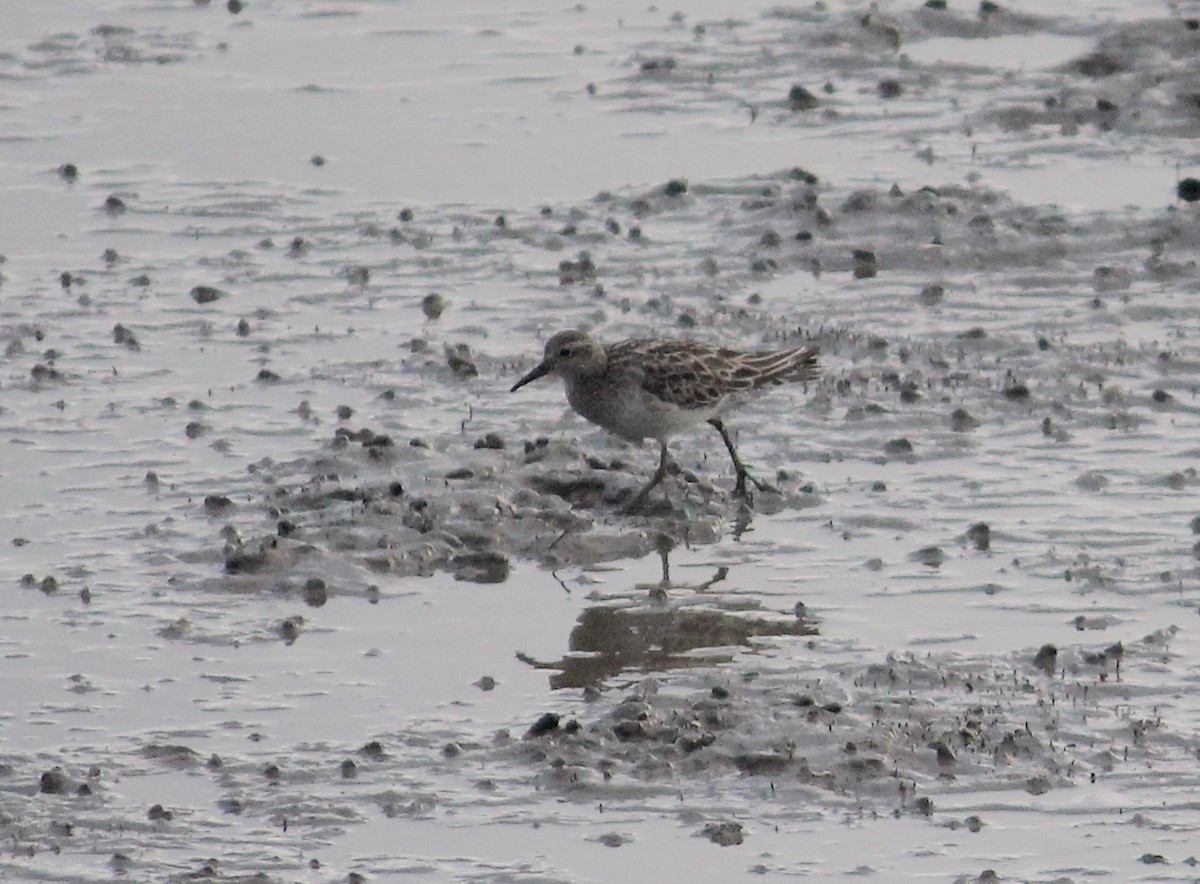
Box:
[566,377,719,443]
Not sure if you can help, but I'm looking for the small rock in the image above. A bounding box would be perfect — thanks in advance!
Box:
[113,323,139,349]
[421,292,446,319]
[1033,643,1058,676]
[951,408,980,432]
[39,768,70,795]
[966,522,990,551]
[303,578,328,607]
[558,253,596,285]
[527,713,560,737]
[701,821,744,846]
[278,616,304,644]
[916,283,944,305]
[360,741,386,760]
[203,495,234,514]
[910,546,944,568]
[852,249,877,279]
[474,432,505,450]
[788,84,819,111]
[877,79,903,99]
[444,343,478,379]
[190,285,223,304]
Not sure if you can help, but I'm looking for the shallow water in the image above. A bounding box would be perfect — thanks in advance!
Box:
[4,1,1200,882]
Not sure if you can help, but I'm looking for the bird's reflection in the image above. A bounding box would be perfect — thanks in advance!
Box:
[519,550,818,690]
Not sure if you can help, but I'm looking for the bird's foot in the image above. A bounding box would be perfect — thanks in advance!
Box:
[733,468,780,499]
[621,478,669,515]
[621,489,653,515]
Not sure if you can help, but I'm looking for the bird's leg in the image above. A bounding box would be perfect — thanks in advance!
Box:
[623,441,670,513]
[708,418,779,498]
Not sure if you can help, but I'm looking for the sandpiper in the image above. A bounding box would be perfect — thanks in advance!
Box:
[510,329,819,512]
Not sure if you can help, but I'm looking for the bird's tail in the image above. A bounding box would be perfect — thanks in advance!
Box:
[731,346,820,389]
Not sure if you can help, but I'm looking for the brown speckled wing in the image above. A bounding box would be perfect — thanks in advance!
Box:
[606,338,819,410]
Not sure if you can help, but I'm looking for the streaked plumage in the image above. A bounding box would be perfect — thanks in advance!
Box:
[510,329,819,511]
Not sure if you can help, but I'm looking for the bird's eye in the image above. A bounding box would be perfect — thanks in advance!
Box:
[558,347,573,357]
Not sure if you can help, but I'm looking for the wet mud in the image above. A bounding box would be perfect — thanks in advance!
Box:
[3,1,1200,881]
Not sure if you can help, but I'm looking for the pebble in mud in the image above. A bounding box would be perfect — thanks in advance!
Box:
[341,759,357,778]
[30,363,64,383]
[1178,178,1200,202]
[360,741,386,760]
[147,803,174,821]
[788,83,819,111]
[444,343,478,378]
[190,285,223,304]
[1003,381,1030,401]
[527,713,560,737]
[102,195,126,216]
[57,162,78,182]
[701,821,744,846]
[933,740,957,775]
[278,615,304,644]
[917,283,944,305]
[877,78,904,99]
[910,546,945,568]
[112,323,139,349]
[303,578,327,607]
[965,522,991,551]
[852,248,877,278]
[474,432,505,450]
[596,832,632,847]
[558,253,596,285]
[39,767,70,794]
[1033,644,1058,676]
[203,494,234,514]
[421,292,446,319]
